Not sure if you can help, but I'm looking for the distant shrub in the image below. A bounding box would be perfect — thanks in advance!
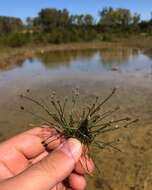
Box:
[7,33,29,47]
[83,28,97,41]
[102,34,113,42]
[32,32,48,44]
[96,34,104,41]
[47,29,64,44]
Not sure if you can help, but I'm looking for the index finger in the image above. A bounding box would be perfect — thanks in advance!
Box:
[0,126,54,159]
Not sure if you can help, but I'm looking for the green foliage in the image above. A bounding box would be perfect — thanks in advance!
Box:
[47,29,64,44]
[0,16,23,34]
[102,34,113,42]
[99,7,140,27]
[36,8,70,32]
[32,32,48,44]
[0,7,152,46]
[6,33,29,47]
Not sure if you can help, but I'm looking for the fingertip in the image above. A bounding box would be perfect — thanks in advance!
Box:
[44,136,61,150]
[60,138,82,162]
[75,156,95,174]
[69,173,86,190]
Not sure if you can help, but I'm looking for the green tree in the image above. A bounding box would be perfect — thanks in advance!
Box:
[99,7,132,26]
[26,17,34,29]
[132,13,140,26]
[83,14,94,26]
[99,7,140,27]
[72,15,84,26]
[35,8,70,32]
[0,16,23,34]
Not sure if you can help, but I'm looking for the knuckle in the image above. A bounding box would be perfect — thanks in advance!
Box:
[35,127,43,131]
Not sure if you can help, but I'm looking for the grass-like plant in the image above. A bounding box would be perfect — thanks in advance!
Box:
[20,88,138,171]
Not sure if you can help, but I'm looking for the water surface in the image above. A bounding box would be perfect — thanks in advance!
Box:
[0,47,152,135]
[0,47,152,189]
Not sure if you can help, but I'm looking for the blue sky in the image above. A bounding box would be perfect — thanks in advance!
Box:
[0,0,151,21]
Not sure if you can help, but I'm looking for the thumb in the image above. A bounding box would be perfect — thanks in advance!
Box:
[1,138,82,190]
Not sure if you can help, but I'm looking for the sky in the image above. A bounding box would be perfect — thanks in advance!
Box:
[0,0,151,21]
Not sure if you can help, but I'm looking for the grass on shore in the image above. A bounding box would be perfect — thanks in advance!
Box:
[0,35,152,70]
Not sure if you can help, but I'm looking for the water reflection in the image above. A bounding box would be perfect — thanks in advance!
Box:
[0,59,24,71]
[0,47,151,73]
[0,47,152,83]
[33,47,151,75]
[144,48,152,59]
[35,47,142,72]
[143,49,152,78]
[99,48,140,65]
[37,49,98,69]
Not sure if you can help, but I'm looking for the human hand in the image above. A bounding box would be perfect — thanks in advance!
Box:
[0,126,94,190]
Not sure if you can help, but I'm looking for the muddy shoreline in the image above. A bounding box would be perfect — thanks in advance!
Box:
[0,42,120,69]
[1,35,152,70]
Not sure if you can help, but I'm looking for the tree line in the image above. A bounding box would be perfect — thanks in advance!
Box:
[0,7,152,47]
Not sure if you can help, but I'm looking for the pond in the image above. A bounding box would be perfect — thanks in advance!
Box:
[0,47,152,189]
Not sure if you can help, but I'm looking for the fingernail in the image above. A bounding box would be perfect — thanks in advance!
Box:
[59,138,82,162]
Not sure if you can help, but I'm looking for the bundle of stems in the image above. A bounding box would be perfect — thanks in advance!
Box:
[20,88,138,153]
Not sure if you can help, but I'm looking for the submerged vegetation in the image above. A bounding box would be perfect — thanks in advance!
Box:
[0,7,152,47]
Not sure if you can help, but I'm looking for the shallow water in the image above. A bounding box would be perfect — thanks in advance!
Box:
[0,47,152,135]
[0,47,152,189]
